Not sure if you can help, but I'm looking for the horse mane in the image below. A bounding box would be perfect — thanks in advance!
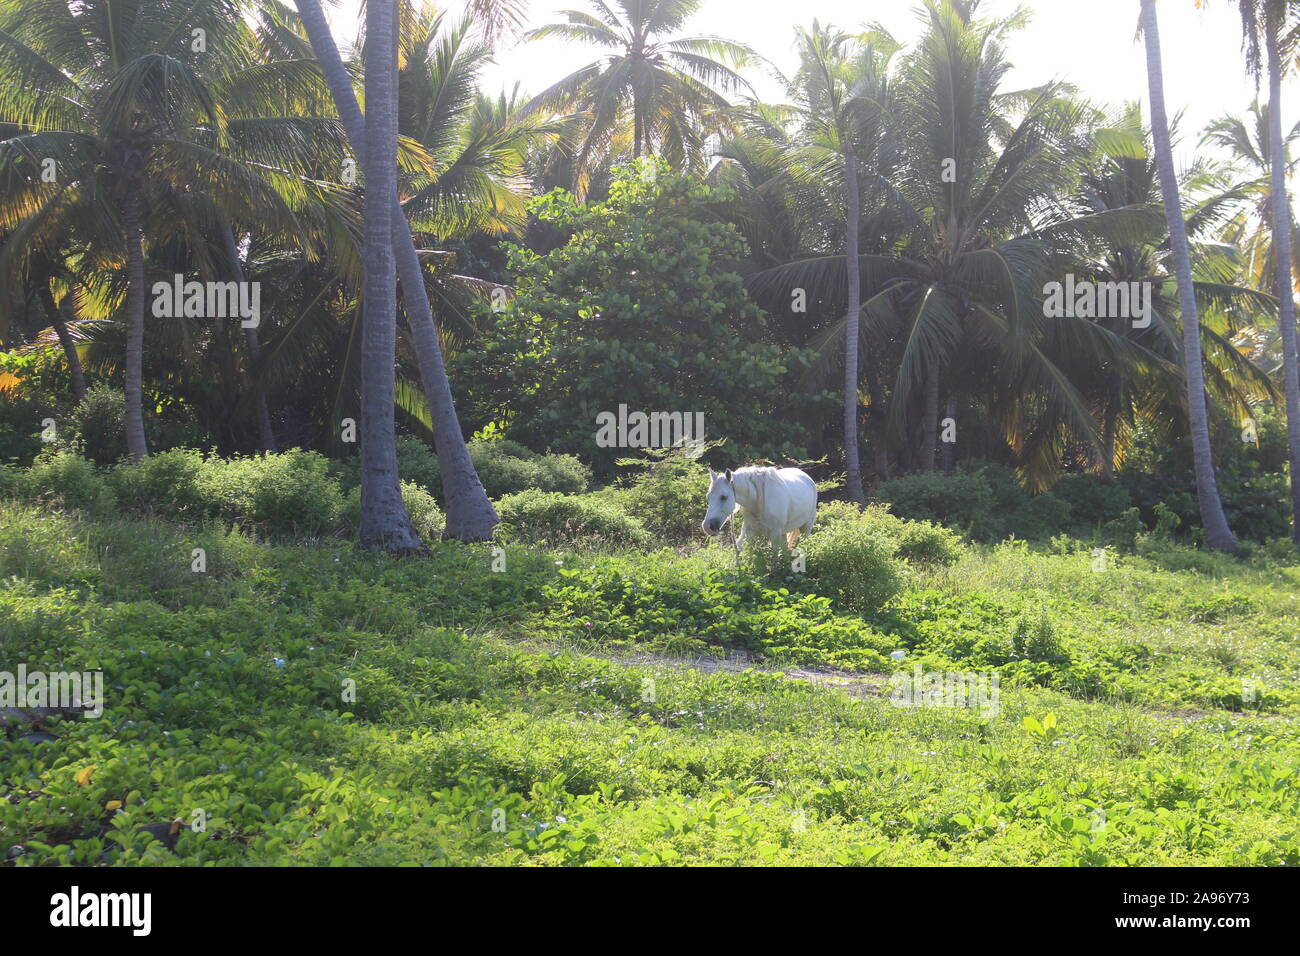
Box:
[732,466,781,517]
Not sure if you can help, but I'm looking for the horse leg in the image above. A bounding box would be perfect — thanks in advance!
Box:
[786,529,801,550]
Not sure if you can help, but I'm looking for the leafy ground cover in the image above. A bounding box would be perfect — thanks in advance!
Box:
[2,497,1298,866]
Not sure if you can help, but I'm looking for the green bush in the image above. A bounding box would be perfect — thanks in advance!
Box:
[497,490,651,548]
[1013,492,1071,540]
[874,471,996,539]
[1102,507,1143,552]
[813,501,963,567]
[614,449,711,542]
[472,440,590,498]
[1052,473,1133,531]
[20,451,114,514]
[64,384,127,466]
[334,437,590,502]
[801,520,901,612]
[890,519,965,567]
[0,389,48,466]
[107,448,210,520]
[199,450,344,537]
[343,481,445,540]
[813,500,868,530]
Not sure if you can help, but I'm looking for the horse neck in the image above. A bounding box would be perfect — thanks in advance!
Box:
[732,472,761,515]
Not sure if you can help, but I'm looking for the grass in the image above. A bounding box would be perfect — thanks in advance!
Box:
[1,499,1298,866]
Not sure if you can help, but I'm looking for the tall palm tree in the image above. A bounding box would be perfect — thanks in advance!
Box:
[355,0,424,552]
[522,0,754,194]
[1140,0,1239,551]
[782,23,895,503]
[1234,0,1300,546]
[293,0,500,541]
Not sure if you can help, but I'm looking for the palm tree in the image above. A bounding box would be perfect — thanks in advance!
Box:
[399,13,558,243]
[1202,101,1300,296]
[782,23,895,503]
[1051,104,1277,479]
[1233,0,1300,546]
[750,1,1112,490]
[522,0,754,194]
[294,0,500,541]
[0,0,318,461]
[1140,0,1239,551]
[354,0,424,552]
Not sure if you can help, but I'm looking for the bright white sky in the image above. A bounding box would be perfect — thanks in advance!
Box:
[328,0,1298,170]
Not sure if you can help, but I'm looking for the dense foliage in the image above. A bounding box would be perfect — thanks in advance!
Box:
[453,165,823,473]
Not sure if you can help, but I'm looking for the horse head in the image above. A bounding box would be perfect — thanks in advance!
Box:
[702,468,737,535]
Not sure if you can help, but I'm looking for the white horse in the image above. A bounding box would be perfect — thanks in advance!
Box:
[702,466,818,550]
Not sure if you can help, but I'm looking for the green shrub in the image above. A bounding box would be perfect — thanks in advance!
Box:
[814,500,869,530]
[107,448,210,520]
[199,450,344,537]
[813,501,962,568]
[0,389,48,466]
[875,471,996,539]
[335,437,591,503]
[1102,507,1143,552]
[1010,613,1069,665]
[801,520,901,612]
[343,481,445,540]
[1013,492,1071,540]
[1152,501,1182,539]
[1052,474,1132,531]
[614,449,711,542]
[472,440,590,498]
[497,490,651,548]
[20,451,114,514]
[890,519,965,567]
[1220,471,1291,543]
[64,384,127,466]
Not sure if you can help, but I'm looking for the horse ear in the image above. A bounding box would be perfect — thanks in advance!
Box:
[724,469,733,483]
[708,467,715,480]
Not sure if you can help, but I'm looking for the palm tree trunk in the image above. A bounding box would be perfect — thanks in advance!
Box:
[1266,26,1300,546]
[38,284,86,403]
[843,145,866,504]
[1100,390,1118,482]
[218,222,276,453]
[1141,0,1237,552]
[921,373,939,472]
[295,0,498,541]
[121,195,149,462]
[358,0,423,553]
[940,397,956,475]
